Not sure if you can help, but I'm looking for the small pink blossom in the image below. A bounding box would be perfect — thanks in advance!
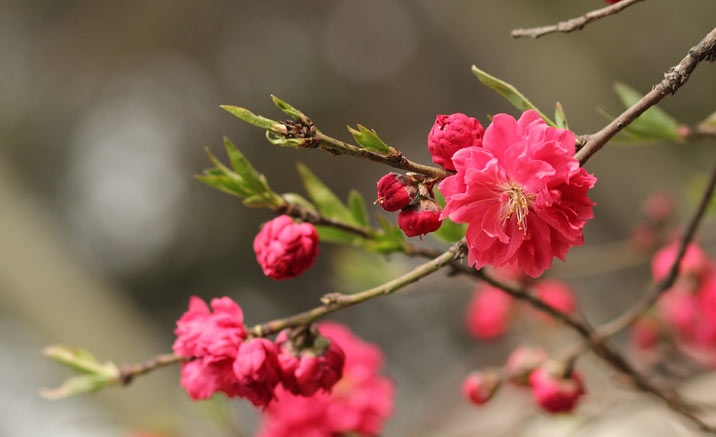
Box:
[643,193,675,221]
[259,322,394,436]
[173,296,248,400]
[439,110,596,278]
[529,365,585,414]
[427,113,484,171]
[233,338,282,408]
[651,242,708,283]
[462,369,501,405]
[376,173,417,212]
[397,198,443,237]
[533,280,576,322]
[630,315,662,351]
[466,285,514,340]
[276,328,345,397]
[254,215,320,280]
[505,346,547,385]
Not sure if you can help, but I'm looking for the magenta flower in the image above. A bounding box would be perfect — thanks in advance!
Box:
[172,296,248,400]
[376,173,417,212]
[465,284,514,340]
[462,370,501,405]
[253,215,320,280]
[276,328,345,397]
[397,198,443,237]
[258,322,394,436]
[439,110,596,277]
[233,338,282,408]
[427,113,484,171]
[529,365,585,414]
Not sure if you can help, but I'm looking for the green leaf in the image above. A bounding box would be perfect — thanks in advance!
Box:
[472,65,556,127]
[43,345,110,375]
[347,190,369,226]
[368,216,406,253]
[281,193,318,214]
[271,95,308,122]
[40,373,112,400]
[195,174,249,198]
[555,102,569,129]
[611,82,680,142]
[433,217,467,243]
[223,138,268,194]
[296,163,355,224]
[315,225,365,246]
[220,105,282,132]
[347,125,393,154]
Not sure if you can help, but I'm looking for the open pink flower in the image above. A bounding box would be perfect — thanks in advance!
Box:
[259,322,394,436]
[439,110,596,277]
[173,296,248,400]
[233,338,282,408]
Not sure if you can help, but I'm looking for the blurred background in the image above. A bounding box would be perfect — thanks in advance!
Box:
[2,0,716,435]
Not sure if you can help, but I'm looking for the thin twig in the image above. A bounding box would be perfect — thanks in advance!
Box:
[593,158,716,340]
[511,0,646,39]
[576,26,716,165]
[248,239,466,337]
[315,131,452,180]
[118,353,186,386]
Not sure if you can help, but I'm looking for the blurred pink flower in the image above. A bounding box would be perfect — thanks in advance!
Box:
[651,241,708,283]
[254,215,319,280]
[233,338,282,408]
[173,296,248,400]
[466,285,514,340]
[259,322,394,436]
[439,110,595,277]
[533,279,577,321]
[529,366,585,414]
[462,370,501,405]
[276,328,345,397]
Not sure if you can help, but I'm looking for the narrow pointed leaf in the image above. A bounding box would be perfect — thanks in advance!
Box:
[612,83,680,142]
[43,345,107,375]
[195,174,249,198]
[271,95,308,122]
[40,374,112,400]
[220,105,282,132]
[315,226,365,246]
[223,138,268,193]
[471,65,555,127]
[555,102,569,129]
[347,125,392,154]
[347,190,369,226]
[296,163,355,224]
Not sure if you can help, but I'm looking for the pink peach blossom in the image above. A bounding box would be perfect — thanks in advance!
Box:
[254,215,319,280]
[439,110,596,277]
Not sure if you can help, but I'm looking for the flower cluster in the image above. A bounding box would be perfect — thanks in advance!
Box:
[258,322,395,436]
[461,346,585,414]
[173,297,345,408]
[254,215,320,280]
[465,269,577,340]
[173,298,393,433]
[376,173,442,237]
[437,110,596,278]
[631,242,716,367]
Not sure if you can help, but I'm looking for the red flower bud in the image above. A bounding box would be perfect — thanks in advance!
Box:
[397,199,442,237]
[376,173,417,212]
[529,363,585,414]
[505,346,547,385]
[427,113,484,171]
[462,369,501,405]
[233,338,282,408]
[276,328,345,396]
[253,215,319,280]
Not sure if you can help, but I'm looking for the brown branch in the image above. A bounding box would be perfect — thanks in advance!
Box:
[118,353,186,386]
[314,131,452,180]
[592,158,716,340]
[248,240,466,337]
[576,26,716,165]
[511,0,646,39]
[278,201,373,239]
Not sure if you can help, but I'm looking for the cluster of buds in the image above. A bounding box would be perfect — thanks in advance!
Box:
[173,296,344,407]
[376,172,442,237]
[462,346,585,414]
[465,269,577,340]
[631,241,716,367]
[254,215,320,280]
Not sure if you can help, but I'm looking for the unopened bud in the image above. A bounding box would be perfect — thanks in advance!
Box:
[427,113,484,171]
[462,369,502,405]
[397,199,443,237]
[376,173,417,212]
